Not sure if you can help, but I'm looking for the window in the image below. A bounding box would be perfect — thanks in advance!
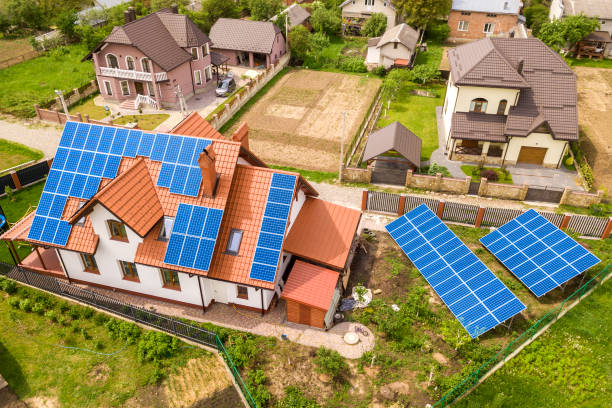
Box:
[146,81,154,96]
[202,43,209,57]
[141,58,151,73]
[226,229,243,255]
[106,54,119,68]
[191,47,199,60]
[205,66,212,82]
[497,99,508,115]
[75,202,86,226]
[486,13,497,17]
[393,42,398,49]
[461,11,471,16]
[119,261,139,281]
[469,98,488,113]
[458,20,469,31]
[80,253,98,273]
[483,23,495,33]
[194,70,202,85]
[161,268,180,289]
[365,0,374,5]
[504,2,509,10]
[108,220,128,241]
[120,80,130,96]
[237,285,248,300]
[104,80,112,96]
[158,217,174,241]
[126,56,135,70]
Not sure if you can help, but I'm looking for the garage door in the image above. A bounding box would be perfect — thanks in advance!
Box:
[517,147,547,165]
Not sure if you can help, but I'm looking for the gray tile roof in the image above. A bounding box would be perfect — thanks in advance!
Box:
[451,0,521,14]
[210,18,282,54]
[375,23,419,52]
[562,0,612,19]
[271,4,310,29]
[339,0,396,10]
[449,38,578,141]
[451,112,508,142]
[363,122,422,167]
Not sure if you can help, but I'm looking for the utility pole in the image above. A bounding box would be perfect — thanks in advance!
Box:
[55,90,69,120]
[339,112,345,182]
[285,12,289,51]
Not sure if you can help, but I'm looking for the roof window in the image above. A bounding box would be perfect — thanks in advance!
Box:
[226,229,243,255]
[158,217,174,241]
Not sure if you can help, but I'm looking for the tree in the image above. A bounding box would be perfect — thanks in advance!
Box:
[524,3,549,32]
[310,4,341,35]
[409,64,440,84]
[361,12,387,37]
[188,0,240,33]
[310,32,330,53]
[150,0,188,11]
[55,10,78,41]
[0,12,10,34]
[248,0,282,21]
[289,25,311,62]
[381,68,411,98]
[393,0,450,29]
[6,0,46,30]
[536,14,600,51]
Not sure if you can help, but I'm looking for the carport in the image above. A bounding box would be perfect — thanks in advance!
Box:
[363,121,422,185]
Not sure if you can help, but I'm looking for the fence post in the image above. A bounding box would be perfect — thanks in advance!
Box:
[478,177,488,196]
[398,196,406,216]
[560,214,571,230]
[519,184,529,201]
[436,200,445,219]
[47,158,54,168]
[10,171,22,190]
[435,172,442,191]
[84,114,90,123]
[361,190,368,211]
[463,176,471,194]
[34,104,41,120]
[559,186,571,205]
[601,218,612,239]
[405,169,413,187]
[54,108,61,123]
[475,207,485,228]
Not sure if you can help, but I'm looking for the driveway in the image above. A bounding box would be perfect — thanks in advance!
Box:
[0,118,61,159]
[508,164,583,190]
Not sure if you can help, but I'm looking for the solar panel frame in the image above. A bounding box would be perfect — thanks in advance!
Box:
[386,204,526,338]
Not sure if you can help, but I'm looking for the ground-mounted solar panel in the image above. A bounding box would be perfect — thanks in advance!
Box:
[248,173,297,283]
[480,209,600,297]
[163,203,224,271]
[386,204,526,338]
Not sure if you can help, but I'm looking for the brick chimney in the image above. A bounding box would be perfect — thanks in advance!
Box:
[171,3,179,13]
[124,6,136,24]
[198,143,218,197]
[231,122,249,150]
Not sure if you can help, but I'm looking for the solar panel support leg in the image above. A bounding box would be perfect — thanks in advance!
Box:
[505,315,516,334]
[260,288,264,317]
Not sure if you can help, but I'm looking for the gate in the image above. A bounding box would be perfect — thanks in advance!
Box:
[370,158,409,186]
[468,181,480,195]
[524,186,563,203]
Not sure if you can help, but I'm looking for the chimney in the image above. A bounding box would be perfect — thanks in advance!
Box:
[124,6,136,24]
[198,143,218,197]
[517,59,524,76]
[231,122,249,150]
[171,3,179,14]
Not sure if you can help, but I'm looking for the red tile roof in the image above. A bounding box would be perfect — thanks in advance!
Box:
[282,260,339,311]
[284,198,361,270]
[170,112,224,140]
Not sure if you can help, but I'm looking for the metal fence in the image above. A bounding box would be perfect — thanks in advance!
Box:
[481,207,522,227]
[442,201,479,225]
[404,195,440,213]
[366,190,401,213]
[568,214,609,237]
[0,263,258,408]
[15,161,50,186]
[433,263,611,407]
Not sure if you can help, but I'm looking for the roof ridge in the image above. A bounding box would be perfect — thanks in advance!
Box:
[454,39,496,82]
[235,163,300,178]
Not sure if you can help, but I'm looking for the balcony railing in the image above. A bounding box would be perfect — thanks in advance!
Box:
[455,146,482,156]
[100,67,168,81]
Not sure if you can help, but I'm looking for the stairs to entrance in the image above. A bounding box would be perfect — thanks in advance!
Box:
[119,99,138,110]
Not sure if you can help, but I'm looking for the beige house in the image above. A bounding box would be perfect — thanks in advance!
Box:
[339,0,399,34]
[366,23,419,68]
[442,38,577,168]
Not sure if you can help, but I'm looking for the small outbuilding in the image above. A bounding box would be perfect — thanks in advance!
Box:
[366,23,419,69]
[363,121,422,185]
[271,3,311,30]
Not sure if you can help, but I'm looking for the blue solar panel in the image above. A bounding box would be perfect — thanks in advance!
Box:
[44,170,61,193]
[77,151,94,174]
[163,135,183,163]
[102,155,121,178]
[183,167,202,197]
[82,176,100,199]
[84,125,102,151]
[110,128,128,155]
[157,163,175,188]
[59,122,77,147]
[123,130,142,157]
[162,204,223,272]
[137,133,155,157]
[386,204,525,338]
[72,123,89,149]
[480,209,601,297]
[52,148,69,171]
[57,172,75,195]
[29,216,46,241]
[248,173,297,283]
[150,133,169,161]
[169,165,189,194]
[37,193,54,217]
[98,127,115,153]
[90,153,107,176]
[178,138,196,165]
[48,194,67,218]
[65,149,81,172]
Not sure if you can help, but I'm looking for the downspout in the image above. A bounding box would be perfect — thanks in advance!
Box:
[556,141,568,169]
[501,136,512,167]
[188,55,196,96]
[56,249,72,284]
[197,275,206,313]
[260,288,264,316]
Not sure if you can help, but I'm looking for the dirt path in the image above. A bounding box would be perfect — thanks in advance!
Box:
[0,117,62,159]
[574,66,612,193]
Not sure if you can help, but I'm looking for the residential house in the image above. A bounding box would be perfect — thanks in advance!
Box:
[271,3,311,30]
[339,0,399,34]
[442,38,577,168]
[1,114,361,328]
[83,8,214,109]
[366,23,419,69]
[209,19,287,68]
[549,0,612,58]
[448,0,522,40]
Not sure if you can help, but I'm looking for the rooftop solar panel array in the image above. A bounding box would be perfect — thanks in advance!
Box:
[163,203,224,272]
[386,204,526,338]
[28,121,214,246]
[248,173,297,283]
[480,209,600,297]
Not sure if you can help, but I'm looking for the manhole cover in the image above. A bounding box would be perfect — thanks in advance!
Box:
[344,332,359,345]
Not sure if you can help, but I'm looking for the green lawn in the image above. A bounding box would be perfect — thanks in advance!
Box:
[0,139,43,172]
[565,56,612,69]
[303,35,368,73]
[0,37,35,61]
[414,41,445,69]
[113,114,170,131]
[461,165,514,184]
[68,94,109,120]
[376,83,444,161]
[0,44,95,118]
[456,276,612,408]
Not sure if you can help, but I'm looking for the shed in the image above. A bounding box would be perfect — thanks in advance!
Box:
[363,122,422,185]
[282,260,341,329]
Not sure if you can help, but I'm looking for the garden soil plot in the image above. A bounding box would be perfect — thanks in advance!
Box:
[224,70,380,172]
[574,66,612,193]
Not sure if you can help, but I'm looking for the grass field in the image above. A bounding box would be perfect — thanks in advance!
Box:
[0,139,43,172]
[113,114,170,131]
[565,56,612,69]
[223,69,380,172]
[0,37,35,61]
[68,94,109,120]
[461,165,514,184]
[0,44,95,118]
[303,35,368,73]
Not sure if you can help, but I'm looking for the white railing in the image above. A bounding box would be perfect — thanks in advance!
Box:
[135,94,158,110]
[100,67,168,81]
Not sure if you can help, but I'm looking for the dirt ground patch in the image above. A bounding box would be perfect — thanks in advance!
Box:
[574,66,612,192]
[225,70,380,172]
[87,363,110,385]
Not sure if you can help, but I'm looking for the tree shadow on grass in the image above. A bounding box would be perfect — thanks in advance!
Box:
[188,385,244,408]
[0,340,30,397]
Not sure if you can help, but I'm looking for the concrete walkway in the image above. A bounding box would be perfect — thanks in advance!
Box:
[425,106,465,178]
[0,118,62,160]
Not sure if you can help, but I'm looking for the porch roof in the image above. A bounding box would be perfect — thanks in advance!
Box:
[451,112,508,142]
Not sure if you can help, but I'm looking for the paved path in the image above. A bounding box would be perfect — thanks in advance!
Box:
[424,106,465,177]
[0,118,61,159]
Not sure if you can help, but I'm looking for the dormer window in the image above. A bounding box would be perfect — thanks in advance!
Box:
[470,98,488,113]
[126,56,135,70]
[108,220,128,242]
[106,54,119,69]
[75,202,86,226]
[141,58,151,73]
[226,229,243,255]
[497,100,508,115]
[202,43,210,57]
[158,216,174,241]
[191,47,199,60]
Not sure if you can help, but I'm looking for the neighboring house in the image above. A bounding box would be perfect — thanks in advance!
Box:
[339,0,399,34]
[448,0,522,40]
[83,8,214,110]
[549,0,612,58]
[1,114,361,328]
[366,23,419,68]
[442,38,577,168]
[209,18,287,68]
[78,0,132,27]
[271,3,311,30]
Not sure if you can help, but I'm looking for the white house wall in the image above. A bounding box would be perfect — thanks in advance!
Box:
[442,75,459,141]
[505,132,567,167]
[209,278,275,310]
[341,0,397,30]
[366,46,380,64]
[379,42,413,68]
[454,86,520,115]
[548,0,564,20]
[286,188,306,234]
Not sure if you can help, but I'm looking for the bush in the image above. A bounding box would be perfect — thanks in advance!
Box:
[32,302,46,315]
[427,162,451,177]
[276,386,320,408]
[137,331,180,362]
[580,162,594,190]
[361,12,387,37]
[94,340,104,350]
[82,308,94,319]
[565,156,574,167]
[93,313,109,326]
[409,64,440,84]
[373,65,387,77]
[105,319,142,344]
[339,56,367,73]
[45,309,57,322]
[246,369,271,407]
[426,20,450,42]
[480,169,498,182]
[19,298,32,312]
[69,306,81,320]
[310,4,341,36]
[313,347,348,380]
[81,328,92,340]
[226,334,258,369]
[0,277,17,294]
[8,297,20,308]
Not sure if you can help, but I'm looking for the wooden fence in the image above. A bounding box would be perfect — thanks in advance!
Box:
[362,190,612,239]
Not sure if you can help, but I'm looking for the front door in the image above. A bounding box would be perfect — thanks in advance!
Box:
[298,303,311,325]
[134,81,144,95]
[517,146,547,165]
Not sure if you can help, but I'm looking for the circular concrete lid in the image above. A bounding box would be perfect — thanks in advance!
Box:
[344,332,359,345]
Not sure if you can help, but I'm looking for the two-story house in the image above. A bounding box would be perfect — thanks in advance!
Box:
[448,0,522,40]
[339,0,399,34]
[83,7,214,109]
[442,38,577,168]
[1,115,361,328]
